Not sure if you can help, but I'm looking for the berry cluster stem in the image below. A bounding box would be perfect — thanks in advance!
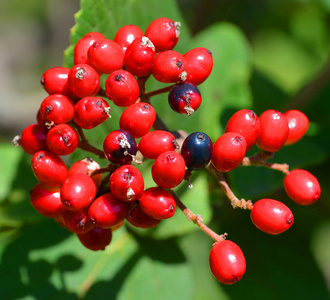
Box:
[169,190,227,243]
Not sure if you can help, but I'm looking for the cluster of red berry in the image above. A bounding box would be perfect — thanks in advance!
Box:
[13,17,321,285]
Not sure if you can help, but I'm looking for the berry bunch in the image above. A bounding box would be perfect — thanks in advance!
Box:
[13,17,321,285]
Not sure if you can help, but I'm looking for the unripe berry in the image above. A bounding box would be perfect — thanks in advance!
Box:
[250,198,294,235]
[284,169,321,205]
[209,240,246,285]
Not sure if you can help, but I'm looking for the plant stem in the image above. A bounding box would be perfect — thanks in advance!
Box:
[145,84,175,98]
[169,190,227,243]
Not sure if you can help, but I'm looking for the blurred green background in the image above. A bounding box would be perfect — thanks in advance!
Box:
[0,0,330,299]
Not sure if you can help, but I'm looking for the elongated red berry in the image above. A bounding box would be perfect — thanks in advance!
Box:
[145,17,181,52]
[250,198,294,235]
[152,151,186,188]
[31,150,67,187]
[256,110,289,152]
[88,193,129,228]
[284,110,309,145]
[183,47,213,85]
[114,24,144,52]
[119,102,156,138]
[225,109,260,152]
[138,130,178,159]
[284,169,321,205]
[105,70,139,107]
[60,173,97,211]
[77,227,112,251]
[30,183,66,218]
[40,67,71,96]
[139,187,176,220]
[209,240,246,285]
[211,132,246,172]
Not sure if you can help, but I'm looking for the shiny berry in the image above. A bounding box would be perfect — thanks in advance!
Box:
[62,208,94,234]
[105,70,139,107]
[152,151,186,188]
[124,36,155,77]
[250,198,294,235]
[114,24,144,52]
[60,173,97,211]
[225,109,260,152]
[209,240,246,285]
[145,17,180,52]
[168,82,202,115]
[284,110,309,145]
[68,157,102,188]
[30,183,66,218]
[87,39,125,74]
[68,64,100,98]
[74,96,110,129]
[181,132,213,170]
[152,50,187,83]
[119,102,156,138]
[139,187,176,220]
[73,32,105,65]
[46,124,79,156]
[17,123,48,155]
[138,130,178,159]
[31,150,67,187]
[284,169,321,205]
[126,202,161,228]
[183,47,213,85]
[77,227,113,251]
[256,110,289,152]
[211,132,246,172]
[40,94,75,125]
[40,67,71,96]
[103,129,137,165]
[88,193,129,228]
[110,165,144,201]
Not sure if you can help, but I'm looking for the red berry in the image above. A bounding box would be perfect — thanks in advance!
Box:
[73,32,106,65]
[211,132,247,172]
[209,240,246,285]
[87,39,125,74]
[250,198,294,235]
[168,82,202,115]
[183,47,213,85]
[105,70,139,107]
[152,50,187,83]
[119,102,156,138]
[139,187,176,220]
[40,67,71,96]
[62,208,94,234]
[46,124,79,156]
[109,165,144,201]
[138,130,178,159]
[60,173,97,211]
[284,110,309,145]
[225,109,260,152]
[145,17,180,52]
[68,157,102,188]
[151,151,186,188]
[126,202,161,228]
[284,169,321,205]
[40,94,75,125]
[88,193,129,228]
[103,129,138,165]
[77,227,112,251]
[30,183,66,218]
[31,150,67,187]
[68,64,100,98]
[114,24,144,52]
[124,36,155,77]
[256,110,289,152]
[17,123,48,155]
[74,96,110,129]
